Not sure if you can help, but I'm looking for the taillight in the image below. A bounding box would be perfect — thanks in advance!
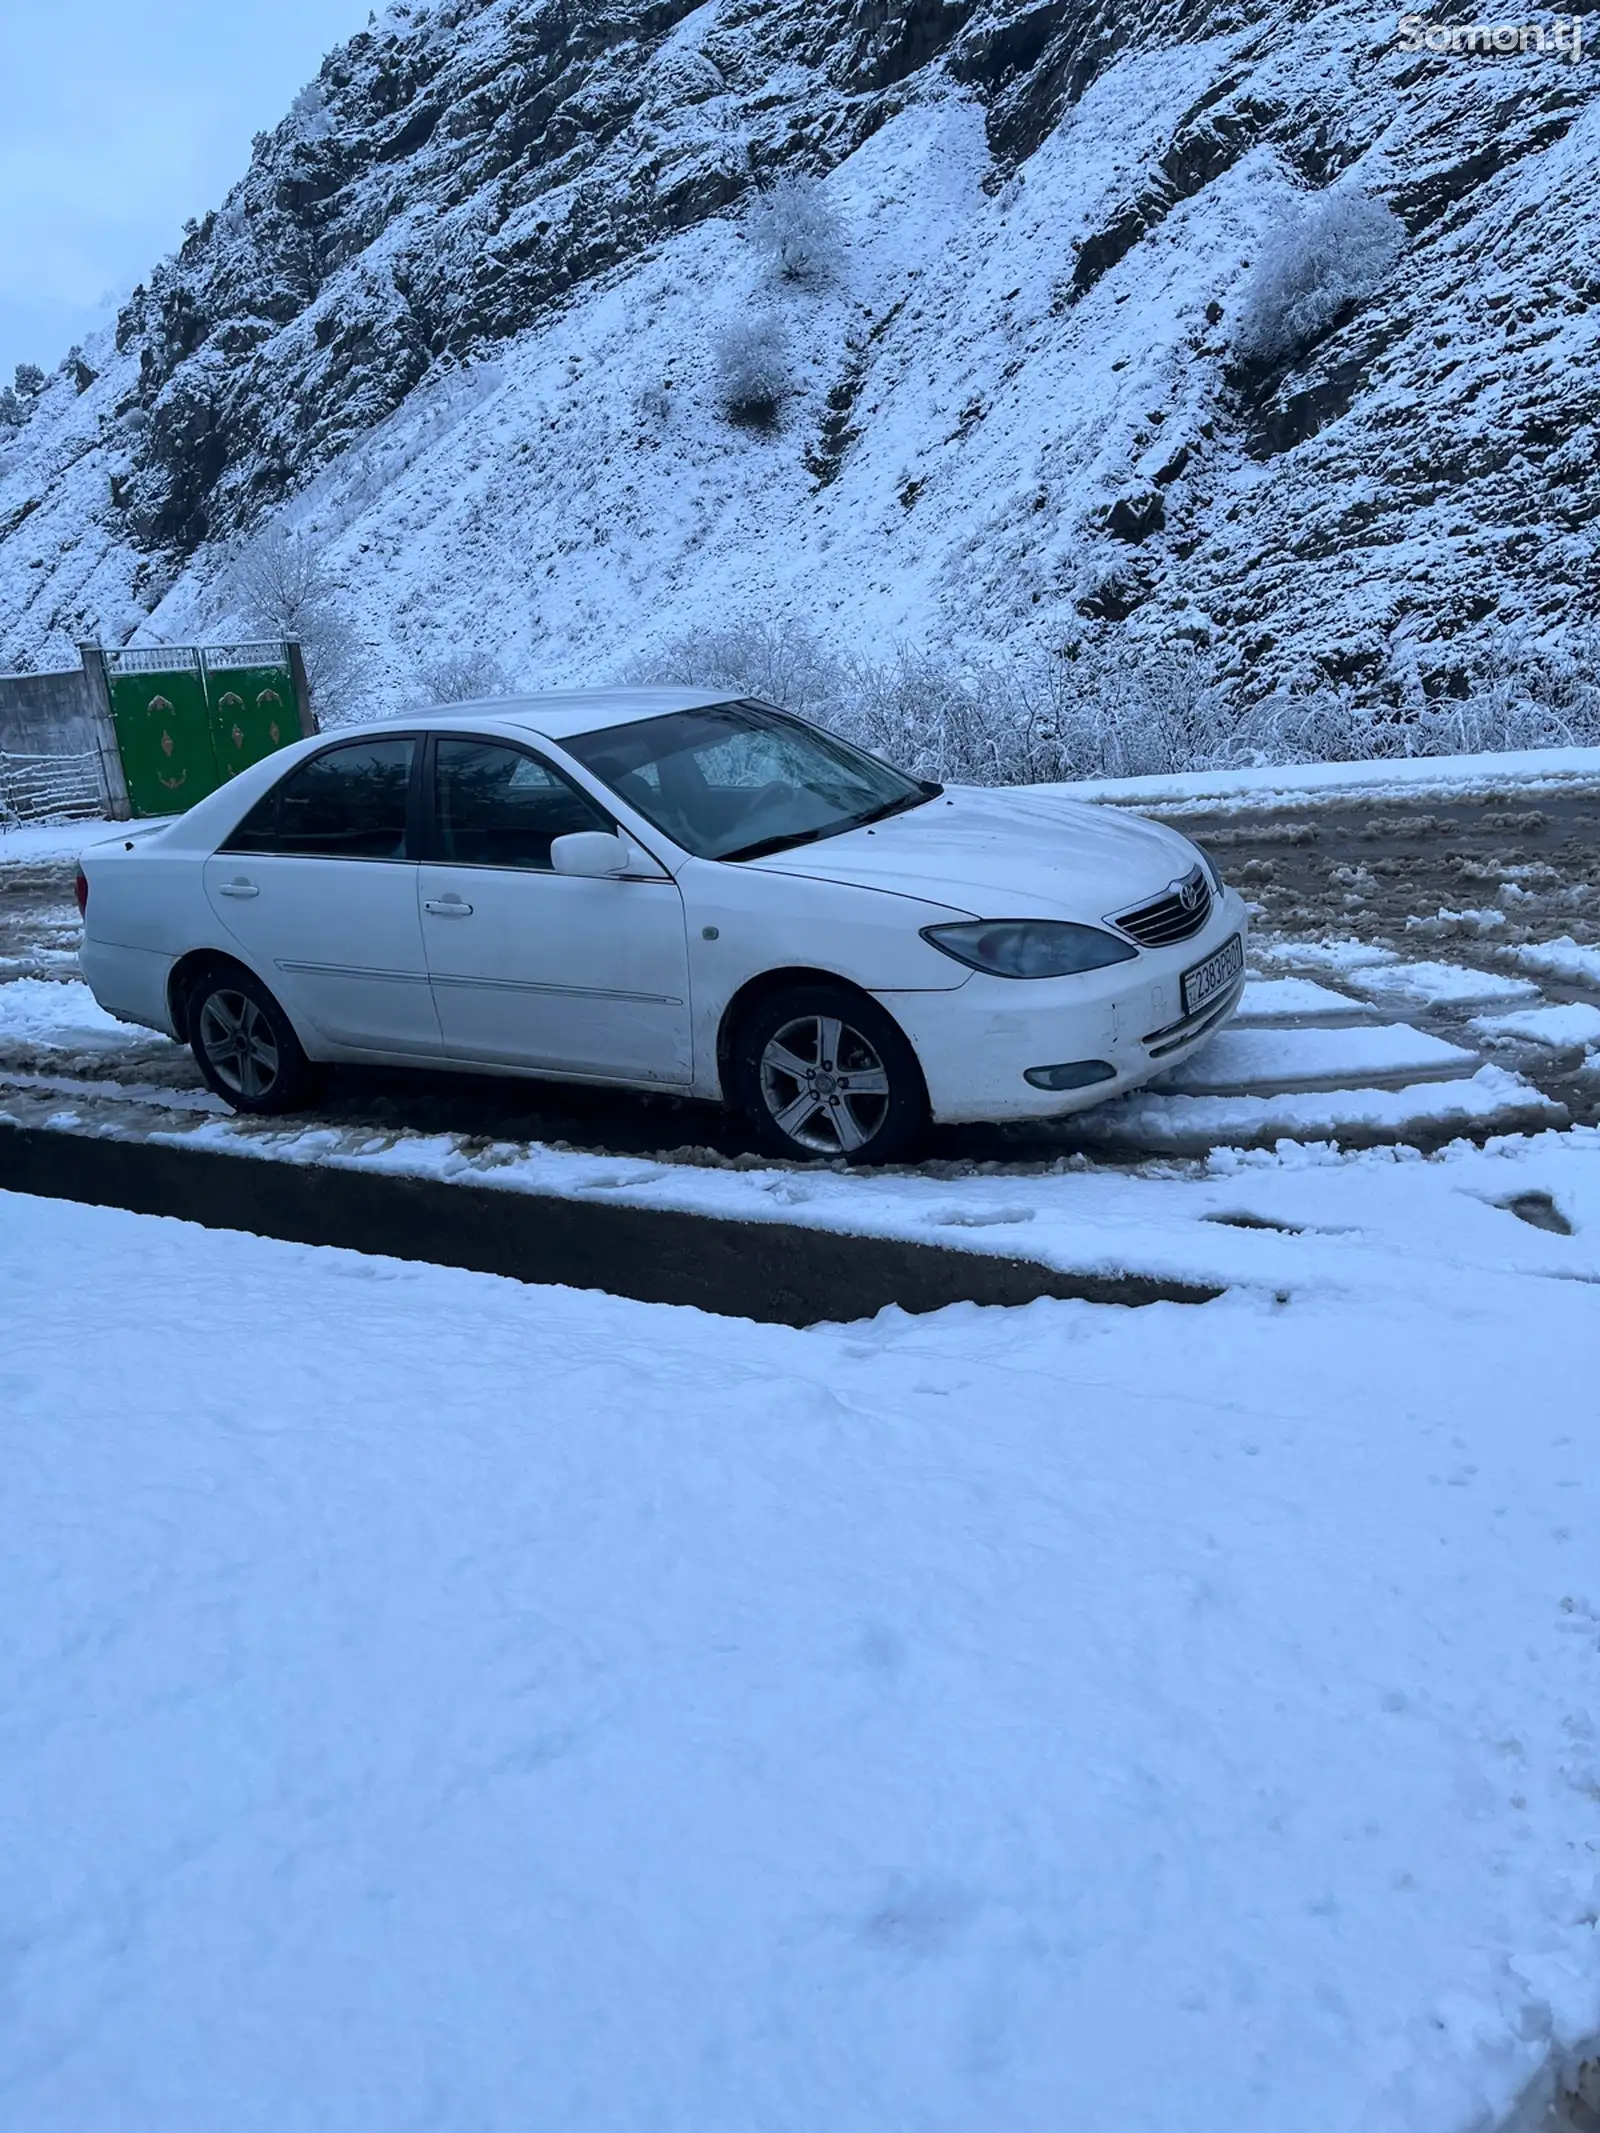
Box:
[74,867,89,918]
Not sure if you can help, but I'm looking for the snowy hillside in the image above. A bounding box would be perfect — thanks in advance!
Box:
[0,0,1596,733]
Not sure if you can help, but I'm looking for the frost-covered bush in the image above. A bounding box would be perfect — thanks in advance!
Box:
[625,616,847,724]
[745,175,844,288]
[419,650,512,703]
[714,314,791,428]
[221,528,365,719]
[626,615,1600,783]
[1233,186,1405,368]
[13,362,45,398]
[627,621,1230,782]
[0,388,27,433]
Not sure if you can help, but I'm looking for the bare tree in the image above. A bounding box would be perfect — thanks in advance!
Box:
[419,650,512,702]
[222,528,365,720]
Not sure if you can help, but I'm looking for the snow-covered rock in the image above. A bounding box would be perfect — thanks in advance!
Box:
[0,0,1596,728]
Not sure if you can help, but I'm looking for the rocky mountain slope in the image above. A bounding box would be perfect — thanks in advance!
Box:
[0,0,1595,733]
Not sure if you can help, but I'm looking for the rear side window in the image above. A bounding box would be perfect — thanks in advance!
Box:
[223,739,416,859]
[431,738,611,870]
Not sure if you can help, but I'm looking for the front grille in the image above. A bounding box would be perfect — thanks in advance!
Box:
[1112,866,1212,948]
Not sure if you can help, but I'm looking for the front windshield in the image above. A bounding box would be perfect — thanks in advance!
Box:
[563,699,935,861]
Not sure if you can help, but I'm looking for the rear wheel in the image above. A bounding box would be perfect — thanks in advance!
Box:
[188,966,317,1115]
[730,984,926,1165]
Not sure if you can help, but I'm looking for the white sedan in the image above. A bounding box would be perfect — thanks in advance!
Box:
[78,688,1248,1162]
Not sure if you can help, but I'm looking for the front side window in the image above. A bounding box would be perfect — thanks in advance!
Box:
[224,738,415,860]
[563,700,934,862]
[431,738,611,870]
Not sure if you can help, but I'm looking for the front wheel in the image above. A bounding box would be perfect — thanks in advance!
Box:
[729,984,926,1165]
[188,965,317,1115]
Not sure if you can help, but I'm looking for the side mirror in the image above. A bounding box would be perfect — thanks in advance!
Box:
[551,829,632,878]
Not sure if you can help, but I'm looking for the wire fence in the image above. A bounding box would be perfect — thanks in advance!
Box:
[0,747,109,826]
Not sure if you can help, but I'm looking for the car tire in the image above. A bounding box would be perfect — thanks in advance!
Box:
[187,964,318,1115]
[729,983,927,1165]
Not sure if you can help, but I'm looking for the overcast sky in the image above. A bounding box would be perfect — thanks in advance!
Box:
[0,0,373,383]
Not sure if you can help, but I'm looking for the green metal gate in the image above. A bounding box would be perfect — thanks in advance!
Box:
[201,643,300,786]
[104,649,219,816]
[98,641,311,818]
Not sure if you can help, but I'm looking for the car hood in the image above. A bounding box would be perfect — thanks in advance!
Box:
[748,785,1200,920]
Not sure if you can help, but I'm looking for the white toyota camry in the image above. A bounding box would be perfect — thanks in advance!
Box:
[77,688,1248,1162]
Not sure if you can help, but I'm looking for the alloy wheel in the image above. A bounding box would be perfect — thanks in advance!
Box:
[758,1013,892,1155]
[198,989,281,1101]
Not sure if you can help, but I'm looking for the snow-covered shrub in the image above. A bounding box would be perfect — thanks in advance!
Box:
[714,314,791,428]
[745,175,844,288]
[13,362,45,398]
[625,616,1600,783]
[625,616,848,724]
[1233,186,1405,368]
[0,388,27,433]
[627,620,1228,783]
[1213,641,1600,763]
[222,528,365,720]
[419,650,512,703]
[1462,629,1600,748]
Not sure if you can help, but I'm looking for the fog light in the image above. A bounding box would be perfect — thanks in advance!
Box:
[1024,1060,1117,1092]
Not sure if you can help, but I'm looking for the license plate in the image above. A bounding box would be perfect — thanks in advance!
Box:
[1181,932,1244,1018]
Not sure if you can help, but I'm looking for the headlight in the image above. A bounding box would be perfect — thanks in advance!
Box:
[1191,840,1225,895]
[921,920,1138,978]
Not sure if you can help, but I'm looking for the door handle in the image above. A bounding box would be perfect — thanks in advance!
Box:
[424,897,474,917]
[218,880,259,898]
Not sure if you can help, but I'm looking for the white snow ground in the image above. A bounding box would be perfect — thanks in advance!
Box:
[1514,941,1600,991]
[1055,747,1600,815]
[1,1178,1596,2133]
[1477,1004,1600,1052]
[1343,963,1542,1011]
[0,975,151,1052]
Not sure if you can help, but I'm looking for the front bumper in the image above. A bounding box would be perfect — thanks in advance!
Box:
[880,887,1251,1125]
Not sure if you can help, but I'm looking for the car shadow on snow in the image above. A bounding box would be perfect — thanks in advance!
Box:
[270,1060,1108,1172]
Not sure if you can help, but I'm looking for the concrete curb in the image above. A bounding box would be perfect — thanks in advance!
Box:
[0,1122,1221,1326]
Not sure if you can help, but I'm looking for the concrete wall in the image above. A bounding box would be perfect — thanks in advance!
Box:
[0,666,100,758]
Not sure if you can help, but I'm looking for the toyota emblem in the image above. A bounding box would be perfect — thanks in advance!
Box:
[1177,873,1206,912]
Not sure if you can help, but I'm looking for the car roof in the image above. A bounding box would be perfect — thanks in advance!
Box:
[355,687,746,741]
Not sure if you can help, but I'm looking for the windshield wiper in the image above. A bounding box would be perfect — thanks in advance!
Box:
[721,785,939,865]
[851,785,942,828]
[719,826,833,863]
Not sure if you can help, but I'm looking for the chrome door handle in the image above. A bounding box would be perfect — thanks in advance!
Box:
[218,881,259,898]
[424,898,473,917]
